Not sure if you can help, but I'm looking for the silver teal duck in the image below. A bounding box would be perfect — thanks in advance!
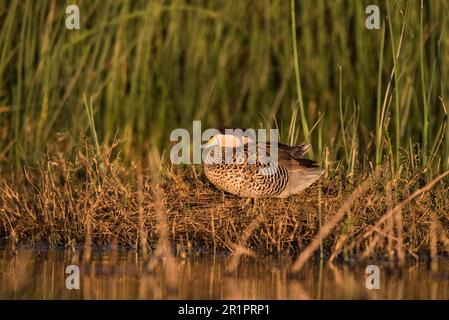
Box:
[202,130,323,198]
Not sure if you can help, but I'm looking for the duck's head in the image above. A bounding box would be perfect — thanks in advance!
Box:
[201,128,256,149]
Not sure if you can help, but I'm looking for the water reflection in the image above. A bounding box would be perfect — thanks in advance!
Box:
[1,249,449,299]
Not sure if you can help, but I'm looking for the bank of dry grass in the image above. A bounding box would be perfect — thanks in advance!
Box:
[1,141,448,265]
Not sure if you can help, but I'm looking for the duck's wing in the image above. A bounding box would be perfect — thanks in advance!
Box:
[257,142,320,172]
[278,151,320,172]
[263,142,311,158]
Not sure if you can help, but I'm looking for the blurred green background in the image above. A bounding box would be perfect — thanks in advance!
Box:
[0,0,448,175]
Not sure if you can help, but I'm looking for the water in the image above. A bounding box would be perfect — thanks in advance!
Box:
[1,248,449,299]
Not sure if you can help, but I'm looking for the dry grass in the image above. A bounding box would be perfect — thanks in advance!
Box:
[1,140,449,267]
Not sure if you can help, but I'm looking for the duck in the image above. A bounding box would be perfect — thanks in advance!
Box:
[202,129,323,198]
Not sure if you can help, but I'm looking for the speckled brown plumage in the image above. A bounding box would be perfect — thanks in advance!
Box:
[203,142,323,198]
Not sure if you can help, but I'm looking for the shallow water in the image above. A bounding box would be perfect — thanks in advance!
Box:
[1,248,449,299]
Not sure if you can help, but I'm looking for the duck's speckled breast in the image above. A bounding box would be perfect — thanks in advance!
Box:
[203,145,288,198]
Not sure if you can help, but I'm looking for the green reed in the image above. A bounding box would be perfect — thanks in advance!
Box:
[0,0,448,177]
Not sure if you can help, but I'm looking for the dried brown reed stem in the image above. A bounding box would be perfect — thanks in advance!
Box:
[83,209,92,262]
[210,209,217,255]
[432,216,449,255]
[1,181,18,254]
[146,150,177,288]
[354,170,449,265]
[292,171,377,272]
[430,213,438,272]
[395,205,405,266]
[438,226,449,254]
[328,234,347,264]
[366,225,418,260]
[385,173,405,266]
[372,170,449,228]
[9,229,17,254]
[385,178,395,265]
[137,162,148,260]
[226,213,265,273]
[360,233,381,259]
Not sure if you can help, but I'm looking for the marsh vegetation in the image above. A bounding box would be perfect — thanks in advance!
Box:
[0,0,449,274]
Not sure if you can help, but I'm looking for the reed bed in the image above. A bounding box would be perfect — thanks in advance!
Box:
[0,141,448,266]
[1,1,449,267]
[0,0,448,173]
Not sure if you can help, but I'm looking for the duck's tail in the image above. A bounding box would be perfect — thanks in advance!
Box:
[277,167,324,198]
